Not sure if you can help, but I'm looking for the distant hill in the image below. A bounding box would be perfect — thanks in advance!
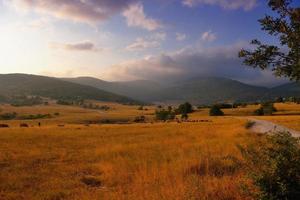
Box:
[65,76,300,104]
[64,76,272,104]
[149,77,270,104]
[0,74,140,104]
[62,77,164,102]
[268,82,300,98]
[2,74,299,105]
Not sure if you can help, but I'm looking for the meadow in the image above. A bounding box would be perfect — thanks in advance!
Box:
[0,102,299,199]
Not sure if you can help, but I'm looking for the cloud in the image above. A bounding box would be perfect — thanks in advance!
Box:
[182,0,257,11]
[125,37,160,51]
[102,42,285,86]
[50,41,100,52]
[11,0,136,24]
[201,30,216,42]
[125,32,166,51]
[123,2,162,31]
[176,33,187,41]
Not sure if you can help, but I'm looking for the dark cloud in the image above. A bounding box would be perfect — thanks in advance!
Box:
[103,42,286,86]
[50,41,100,52]
[12,0,136,24]
[182,0,257,11]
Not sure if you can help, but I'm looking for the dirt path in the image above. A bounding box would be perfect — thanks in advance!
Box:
[246,118,300,138]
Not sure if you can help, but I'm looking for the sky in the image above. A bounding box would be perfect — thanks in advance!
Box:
[0,0,293,86]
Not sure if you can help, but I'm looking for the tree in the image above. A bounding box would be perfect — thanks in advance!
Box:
[239,132,300,200]
[254,102,277,116]
[155,109,175,121]
[239,0,300,81]
[209,105,224,116]
[176,102,193,115]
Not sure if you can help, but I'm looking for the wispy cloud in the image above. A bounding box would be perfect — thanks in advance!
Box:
[201,30,216,42]
[123,2,162,31]
[182,0,257,11]
[11,0,136,24]
[126,38,160,51]
[176,33,187,41]
[50,41,100,52]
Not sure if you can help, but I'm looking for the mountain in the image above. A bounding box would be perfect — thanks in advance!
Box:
[53,76,300,104]
[269,82,300,98]
[149,77,269,104]
[0,74,140,104]
[62,77,164,102]
[64,76,270,104]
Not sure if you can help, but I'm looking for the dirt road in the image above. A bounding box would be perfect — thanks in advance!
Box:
[246,118,300,138]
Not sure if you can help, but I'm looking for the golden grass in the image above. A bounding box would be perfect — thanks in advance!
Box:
[1,102,300,199]
[0,117,254,200]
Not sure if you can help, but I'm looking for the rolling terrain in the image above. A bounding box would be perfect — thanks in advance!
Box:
[0,74,140,104]
[64,76,300,104]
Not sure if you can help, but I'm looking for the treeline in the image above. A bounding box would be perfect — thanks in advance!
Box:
[0,112,58,120]
[155,102,193,121]
[57,99,111,111]
[0,95,44,107]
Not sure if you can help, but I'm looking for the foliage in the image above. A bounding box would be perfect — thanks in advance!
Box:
[245,121,256,129]
[254,102,277,116]
[133,115,146,123]
[175,102,193,114]
[209,105,224,116]
[10,96,43,107]
[155,109,175,121]
[239,0,300,81]
[0,112,17,120]
[181,113,189,120]
[239,132,300,200]
[18,114,52,120]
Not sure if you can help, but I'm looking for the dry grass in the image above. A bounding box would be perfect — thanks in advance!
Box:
[1,102,300,199]
[0,115,254,200]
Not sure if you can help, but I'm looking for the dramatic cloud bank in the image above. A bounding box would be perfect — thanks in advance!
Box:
[182,0,257,10]
[50,41,100,52]
[123,2,162,31]
[103,42,285,86]
[11,0,136,24]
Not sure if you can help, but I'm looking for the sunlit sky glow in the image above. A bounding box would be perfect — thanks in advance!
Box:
[0,0,294,86]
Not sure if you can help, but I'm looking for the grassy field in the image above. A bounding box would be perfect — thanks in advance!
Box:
[0,102,299,199]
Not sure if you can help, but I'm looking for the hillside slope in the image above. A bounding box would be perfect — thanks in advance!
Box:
[0,74,139,104]
[63,77,163,101]
[150,77,269,104]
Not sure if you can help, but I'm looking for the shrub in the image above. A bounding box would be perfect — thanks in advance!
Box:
[209,105,224,116]
[175,102,193,114]
[254,102,277,116]
[245,121,255,129]
[134,116,146,123]
[155,109,175,121]
[181,113,188,120]
[137,106,144,110]
[239,132,300,200]
[0,112,17,120]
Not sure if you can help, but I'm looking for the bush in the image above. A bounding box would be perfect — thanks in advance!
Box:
[209,105,224,116]
[245,121,255,129]
[0,112,17,120]
[155,109,175,121]
[134,116,146,123]
[181,113,188,120]
[254,102,277,116]
[175,102,193,115]
[239,132,300,200]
